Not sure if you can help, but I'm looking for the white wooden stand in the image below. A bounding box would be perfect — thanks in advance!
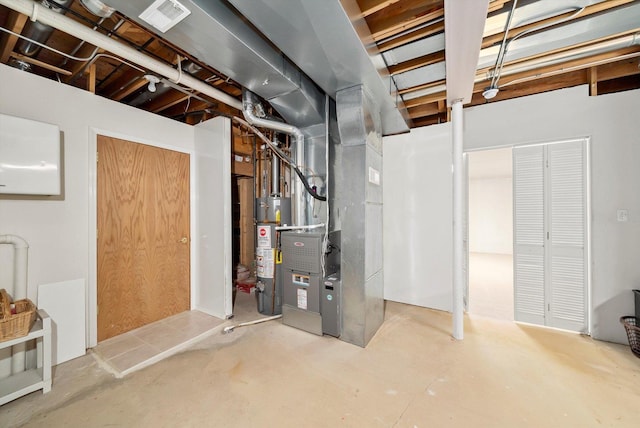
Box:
[0,310,52,405]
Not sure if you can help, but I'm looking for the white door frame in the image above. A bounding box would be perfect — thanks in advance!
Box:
[87,128,197,348]
[464,137,591,334]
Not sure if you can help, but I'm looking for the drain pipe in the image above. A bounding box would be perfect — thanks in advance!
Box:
[0,234,29,374]
[0,0,242,111]
[242,89,306,226]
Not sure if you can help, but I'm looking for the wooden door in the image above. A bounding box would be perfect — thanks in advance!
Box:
[97,135,190,341]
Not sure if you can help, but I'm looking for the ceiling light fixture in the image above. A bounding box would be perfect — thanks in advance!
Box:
[80,0,116,18]
[482,86,499,100]
[144,75,161,92]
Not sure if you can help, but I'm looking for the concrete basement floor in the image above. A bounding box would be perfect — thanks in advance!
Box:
[1,291,639,428]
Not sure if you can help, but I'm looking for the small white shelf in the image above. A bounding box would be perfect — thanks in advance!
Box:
[0,310,52,406]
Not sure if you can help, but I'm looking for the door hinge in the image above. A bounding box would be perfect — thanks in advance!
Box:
[546,159,549,168]
[548,303,550,312]
[547,231,550,240]
[96,151,99,163]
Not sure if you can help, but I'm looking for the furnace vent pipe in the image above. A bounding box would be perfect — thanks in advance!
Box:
[0,0,243,111]
[242,89,306,226]
[271,148,280,196]
[0,234,29,374]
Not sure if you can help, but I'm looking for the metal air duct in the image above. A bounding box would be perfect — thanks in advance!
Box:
[103,0,326,129]
[227,0,410,136]
[333,85,384,347]
[15,0,72,57]
[243,89,306,226]
[0,0,243,110]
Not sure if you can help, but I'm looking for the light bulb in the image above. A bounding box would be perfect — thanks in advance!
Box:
[144,75,160,93]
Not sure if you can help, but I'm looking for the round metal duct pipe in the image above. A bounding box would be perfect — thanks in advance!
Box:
[15,0,72,57]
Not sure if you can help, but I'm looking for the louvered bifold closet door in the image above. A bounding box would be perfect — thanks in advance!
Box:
[547,140,587,332]
[513,146,546,325]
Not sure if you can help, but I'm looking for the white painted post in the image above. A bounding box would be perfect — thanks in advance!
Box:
[452,100,464,340]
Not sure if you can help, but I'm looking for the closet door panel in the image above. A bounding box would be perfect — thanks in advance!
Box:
[513,146,546,325]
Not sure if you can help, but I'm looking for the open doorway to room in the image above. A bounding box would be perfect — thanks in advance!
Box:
[231,126,256,310]
[467,147,514,321]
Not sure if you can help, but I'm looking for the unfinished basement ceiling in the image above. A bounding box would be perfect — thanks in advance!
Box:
[0,0,638,132]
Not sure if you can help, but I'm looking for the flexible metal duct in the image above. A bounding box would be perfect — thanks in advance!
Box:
[15,0,72,57]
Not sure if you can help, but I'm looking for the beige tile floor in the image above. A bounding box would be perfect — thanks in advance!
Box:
[92,310,226,377]
[1,289,639,427]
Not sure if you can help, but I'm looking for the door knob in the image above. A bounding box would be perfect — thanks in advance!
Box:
[178,237,188,244]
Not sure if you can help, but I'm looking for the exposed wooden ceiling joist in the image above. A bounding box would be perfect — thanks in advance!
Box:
[482,0,636,49]
[367,0,443,41]
[357,0,401,18]
[377,20,443,53]
[388,50,444,75]
[1,0,637,130]
[0,10,26,63]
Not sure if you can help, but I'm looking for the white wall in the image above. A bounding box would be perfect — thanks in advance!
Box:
[193,118,232,319]
[0,65,228,348]
[383,85,639,344]
[0,64,194,303]
[383,124,453,312]
[468,176,512,254]
[464,85,640,344]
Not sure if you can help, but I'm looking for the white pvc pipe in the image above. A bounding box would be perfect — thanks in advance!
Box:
[0,234,29,373]
[0,0,243,111]
[452,101,464,340]
[0,234,28,298]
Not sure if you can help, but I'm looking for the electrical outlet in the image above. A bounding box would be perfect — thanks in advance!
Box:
[617,209,629,222]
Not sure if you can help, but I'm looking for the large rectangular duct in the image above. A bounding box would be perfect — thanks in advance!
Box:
[332,85,384,347]
[104,0,325,128]
[227,0,410,136]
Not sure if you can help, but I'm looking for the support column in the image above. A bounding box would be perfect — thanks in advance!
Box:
[452,100,464,340]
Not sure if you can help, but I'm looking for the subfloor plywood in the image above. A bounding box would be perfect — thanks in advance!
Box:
[2,292,638,427]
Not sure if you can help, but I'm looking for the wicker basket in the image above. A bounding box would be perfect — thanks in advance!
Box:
[620,316,640,359]
[0,289,37,342]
